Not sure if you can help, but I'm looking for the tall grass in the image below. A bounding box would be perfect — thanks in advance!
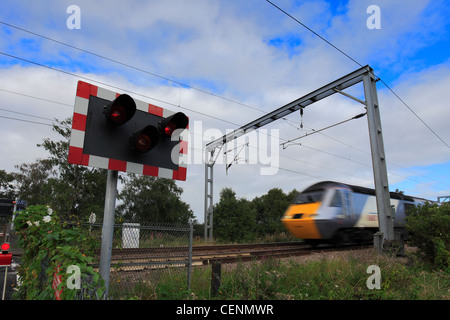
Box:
[120,248,449,300]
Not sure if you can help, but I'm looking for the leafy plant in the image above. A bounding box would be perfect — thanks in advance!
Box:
[13,205,105,300]
[406,202,450,272]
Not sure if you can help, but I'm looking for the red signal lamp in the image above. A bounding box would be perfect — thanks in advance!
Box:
[0,243,12,267]
[164,121,177,136]
[130,125,159,153]
[159,112,188,137]
[104,94,136,125]
[1,243,9,253]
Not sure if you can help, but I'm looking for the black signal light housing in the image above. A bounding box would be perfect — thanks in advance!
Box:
[159,112,188,137]
[104,94,136,125]
[130,125,160,153]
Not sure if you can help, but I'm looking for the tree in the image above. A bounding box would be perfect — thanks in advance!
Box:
[116,174,195,225]
[252,188,294,237]
[14,118,107,221]
[0,169,18,199]
[213,188,256,242]
[13,160,54,206]
[406,202,450,270]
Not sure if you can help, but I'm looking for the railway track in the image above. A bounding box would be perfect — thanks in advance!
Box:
[11,241,371,272]
[106,241,371,271]
[191,241,311,264]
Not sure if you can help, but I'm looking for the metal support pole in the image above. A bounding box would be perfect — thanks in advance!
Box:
[204,149,214,242]
[99,169,119,296]
[363,72,395,241]
[2,266,7,300]
[204,161,208,242]
[187,221,193,290]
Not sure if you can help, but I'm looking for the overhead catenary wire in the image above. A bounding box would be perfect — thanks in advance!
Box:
[265,0,450,150]
[2,50,449,193]
[0,80,377,181]
[0,21,266,116]
[0,20,367,137]
[0,88,73,108]
[281,112,367,149]
[0,114,55,127]
[265,0,364,68]
[377,78,450,149]
[0,107,57,122]
[1,16,449,196]
[0,108,71,129]
[2,12,447,152]
[2,83,448,192]
[0,50,305,152]
[0,20,380,155]
[0,51,241,127]
[263,1,450,195]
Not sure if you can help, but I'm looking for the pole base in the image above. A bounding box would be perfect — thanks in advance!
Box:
[373,231,405,257]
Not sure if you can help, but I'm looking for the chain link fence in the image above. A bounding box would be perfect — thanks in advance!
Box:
[85,219,194,299]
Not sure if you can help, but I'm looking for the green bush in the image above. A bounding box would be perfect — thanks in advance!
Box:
[13,205,105,299]
[406,202,450,272]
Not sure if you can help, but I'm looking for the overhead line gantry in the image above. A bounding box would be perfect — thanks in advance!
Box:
[204,65,395,251]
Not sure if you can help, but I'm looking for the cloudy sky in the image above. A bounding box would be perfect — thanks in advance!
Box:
[1,0,449,223]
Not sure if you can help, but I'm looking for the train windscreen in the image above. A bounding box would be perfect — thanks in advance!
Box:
[292,190,324,204]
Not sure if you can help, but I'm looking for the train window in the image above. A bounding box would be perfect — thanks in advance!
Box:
[293,191,324,204]
[330,191,342,207]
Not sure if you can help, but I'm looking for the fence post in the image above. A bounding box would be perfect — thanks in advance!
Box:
[211,261,221,298]
[187,222,193,290]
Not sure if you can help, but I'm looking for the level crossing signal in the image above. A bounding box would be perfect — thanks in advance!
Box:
[0,242,11,266]
[68,81,189,180]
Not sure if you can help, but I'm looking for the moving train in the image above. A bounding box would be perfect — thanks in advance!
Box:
[281,181,428,246]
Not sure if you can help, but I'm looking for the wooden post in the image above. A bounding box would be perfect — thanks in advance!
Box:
[211,261,221,297]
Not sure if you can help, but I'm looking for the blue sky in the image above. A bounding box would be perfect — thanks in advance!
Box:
[0,0,449,221]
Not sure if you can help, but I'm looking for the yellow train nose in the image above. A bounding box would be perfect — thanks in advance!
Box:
[281,202,322,239]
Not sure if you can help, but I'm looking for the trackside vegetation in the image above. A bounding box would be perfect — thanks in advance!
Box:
[406,202,450,272]
[124,201,450,300]
[8,202,450,300]
[125,248,449,300]
[12,205,104,300]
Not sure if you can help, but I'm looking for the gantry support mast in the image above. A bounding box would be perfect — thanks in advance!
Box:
[204,65,394,245]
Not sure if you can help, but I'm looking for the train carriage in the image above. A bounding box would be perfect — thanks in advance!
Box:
[281,181,424,245]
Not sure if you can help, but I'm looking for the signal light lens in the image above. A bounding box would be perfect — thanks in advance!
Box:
[104,94,136,125]
[160,112,188,137]
[164,121,177,136]
[130,125,159,153]
[135,134,152,153]
[1,243,10,252]
[109,105,127,124]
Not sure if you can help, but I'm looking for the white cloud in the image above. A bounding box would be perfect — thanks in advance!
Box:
[0,0,449,222]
